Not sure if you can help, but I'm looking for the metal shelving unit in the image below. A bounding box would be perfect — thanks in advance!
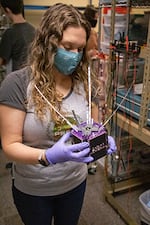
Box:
[112,12,150,145]
[102,1,150,224]
[105,1,150,145]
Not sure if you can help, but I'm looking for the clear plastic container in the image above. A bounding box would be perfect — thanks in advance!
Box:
[103,14,127,25]
[139,190,150,225]
[102,24,126,42]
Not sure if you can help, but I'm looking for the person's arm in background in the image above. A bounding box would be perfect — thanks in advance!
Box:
[0,28,12,68]
[86,29,99,59]
[91,102,99,123]
[0,57,5,66]
[83,5,99,59]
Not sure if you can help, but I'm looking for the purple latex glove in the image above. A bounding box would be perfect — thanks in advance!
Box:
[107,136,117,154]
[45,132,94,164]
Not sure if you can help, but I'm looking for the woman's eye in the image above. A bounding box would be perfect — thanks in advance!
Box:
[65,47,71,51]
[64,46,71,51]
[64,46,83,53]
[78,48,83,52]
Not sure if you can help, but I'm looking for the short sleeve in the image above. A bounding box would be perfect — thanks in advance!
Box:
[0,68,30,111]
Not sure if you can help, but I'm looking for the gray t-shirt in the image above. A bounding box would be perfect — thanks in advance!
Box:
[0,67,89,196]
[0,22,35,71]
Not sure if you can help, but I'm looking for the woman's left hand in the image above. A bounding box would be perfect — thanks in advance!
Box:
[107,136,117,154]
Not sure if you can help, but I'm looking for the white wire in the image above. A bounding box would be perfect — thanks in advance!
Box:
[34,85,79,132]
[102,84,133,127]
[35,78,133,133]
[88,65,92,124]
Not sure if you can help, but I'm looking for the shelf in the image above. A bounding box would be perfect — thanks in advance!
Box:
[23,0,88,9]
[104,172,150,225]
[130,7,150,14]
[116,111,150,146]
[103,7,150,225]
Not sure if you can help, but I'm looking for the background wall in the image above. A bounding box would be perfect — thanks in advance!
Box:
[24,0,99,7]
[24,0,99,27]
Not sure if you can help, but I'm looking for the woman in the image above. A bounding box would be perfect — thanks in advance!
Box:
[0,3,116,225]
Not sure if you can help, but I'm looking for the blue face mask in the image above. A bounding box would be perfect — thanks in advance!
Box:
[54,48,83,75]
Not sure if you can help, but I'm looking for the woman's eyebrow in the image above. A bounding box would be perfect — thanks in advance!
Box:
[64,44,86,51]
[61,40,85,47]
[61,41,74,45]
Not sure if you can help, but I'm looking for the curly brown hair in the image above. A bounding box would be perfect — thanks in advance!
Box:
[29,3,103,124]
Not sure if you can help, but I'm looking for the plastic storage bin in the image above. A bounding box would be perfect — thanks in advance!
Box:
[139,190,150,225]
[103,14,127,25]
[116,88,150,126]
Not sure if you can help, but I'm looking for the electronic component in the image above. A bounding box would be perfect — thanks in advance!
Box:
[71,121,108,161]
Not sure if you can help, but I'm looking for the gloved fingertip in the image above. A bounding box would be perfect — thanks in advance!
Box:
[77,141,89,150]
[107,147,117,154]
[60,131,71,142]
[84,156,94,163]
[107,149,112,154]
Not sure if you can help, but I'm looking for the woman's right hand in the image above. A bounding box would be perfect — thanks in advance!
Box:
[45,132,94,164]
